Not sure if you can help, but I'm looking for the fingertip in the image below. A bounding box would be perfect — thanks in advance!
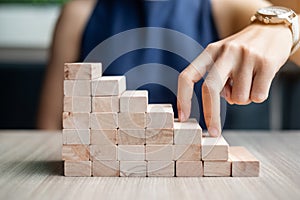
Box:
[178,111,186,122]
[208,127,220,137]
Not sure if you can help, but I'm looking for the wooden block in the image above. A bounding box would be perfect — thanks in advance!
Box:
[173,144,201,161]
[90,129,117,145]
[173,118,202,145]
[145,129,173,144]
[120,161,147,177]
[117,129,145,145]
[64,80,91,97]
[203,161,231,177]
[62,129,90,145]
[64,161,92,177]
[62,112,90,129]
[145,145,173,161]
[146,104,174,129]
[62,145,90,161]
[90,113,118,130]
[120,90,148,112]
[90,145,117,161]
[176,161,203,177]
[229,146,260,177]
[92,160,120,177]
[147,161,174,177]
[64,96,91,112]
[118,145,145,161]
[92,96,119,112]
[91,76,126,96]
[64,62,102,80]
[202,136,229,161]
[118,113,146,129]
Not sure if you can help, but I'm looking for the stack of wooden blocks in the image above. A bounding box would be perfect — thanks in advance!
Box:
[62,63,260,177]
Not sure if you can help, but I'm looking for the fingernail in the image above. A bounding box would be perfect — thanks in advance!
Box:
[180,111,186,121]
[208,127,219,137]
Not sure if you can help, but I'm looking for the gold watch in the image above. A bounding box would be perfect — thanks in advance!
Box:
[251,6,300,55]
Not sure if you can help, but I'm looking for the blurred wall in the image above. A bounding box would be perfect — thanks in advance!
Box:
[0,4,60,129]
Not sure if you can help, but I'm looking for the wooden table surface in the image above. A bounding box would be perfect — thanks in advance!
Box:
[0,130,299,200]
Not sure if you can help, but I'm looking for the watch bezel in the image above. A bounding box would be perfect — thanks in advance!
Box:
[253,6,295,25]
[256,6,293,19]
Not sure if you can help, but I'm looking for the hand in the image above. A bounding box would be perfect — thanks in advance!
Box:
[177,23,293,136]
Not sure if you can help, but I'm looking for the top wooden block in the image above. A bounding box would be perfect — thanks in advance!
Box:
[120,90,148,113]
[229,146,259,162]
[147,104,173,113]
[91,76,126,96]
[173,119,202,144]
[229,146,260,177]
[202,136,229,161]
[64,63,102,80]
[146,104,174,129]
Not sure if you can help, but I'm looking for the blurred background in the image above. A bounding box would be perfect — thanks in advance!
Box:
[0,0,299,130]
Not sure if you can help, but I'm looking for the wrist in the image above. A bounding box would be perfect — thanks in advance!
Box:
[250,6,299,55]
[249,22,293,46]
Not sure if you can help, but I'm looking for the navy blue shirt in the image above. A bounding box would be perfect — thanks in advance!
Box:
[80,0,219,128]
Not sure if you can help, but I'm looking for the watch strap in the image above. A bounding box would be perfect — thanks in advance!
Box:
[291,15,300,55]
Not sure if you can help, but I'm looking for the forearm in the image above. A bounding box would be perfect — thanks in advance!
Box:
[211,0,271,38]
[36,0,92,129]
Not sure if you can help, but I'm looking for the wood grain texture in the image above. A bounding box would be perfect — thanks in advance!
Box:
[63,96,91,113]
[64,80,91,97]
[120,161,147,177]
[62,112,90,129]
[146,104,174,129]
[64,63,102,80]
[90,129,117,145]
[173,144,201,161]
[91,76,126,96]
[1,131,300,200]
[176,161,203,177]
[203,161,231,177]
[117,129,145,145]
[145,129,173,144]
[92,96,120,112]
[120,90,148,113]
[90,113,118,130]
[147,161,175,177]
[62,145,90,161]
[145,145,173,161]
[90,145,117,161]
[62,129,90,145]
[229,146,260,177]
[64,161,92,177]
[92,160,120,177]
[118,145,145,161]
[118,113,146,129]
[202,136,229,161]
[173,118,202,145]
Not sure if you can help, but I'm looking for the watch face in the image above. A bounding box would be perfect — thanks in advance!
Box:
[258,6,291,16]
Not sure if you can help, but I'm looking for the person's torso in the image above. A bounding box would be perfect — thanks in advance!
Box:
[80,0,219,128]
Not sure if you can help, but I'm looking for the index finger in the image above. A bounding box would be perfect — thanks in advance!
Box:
[177,46,216,122]
[202,54,233,137]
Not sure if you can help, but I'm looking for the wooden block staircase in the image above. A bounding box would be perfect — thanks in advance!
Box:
[62,62,260,177]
